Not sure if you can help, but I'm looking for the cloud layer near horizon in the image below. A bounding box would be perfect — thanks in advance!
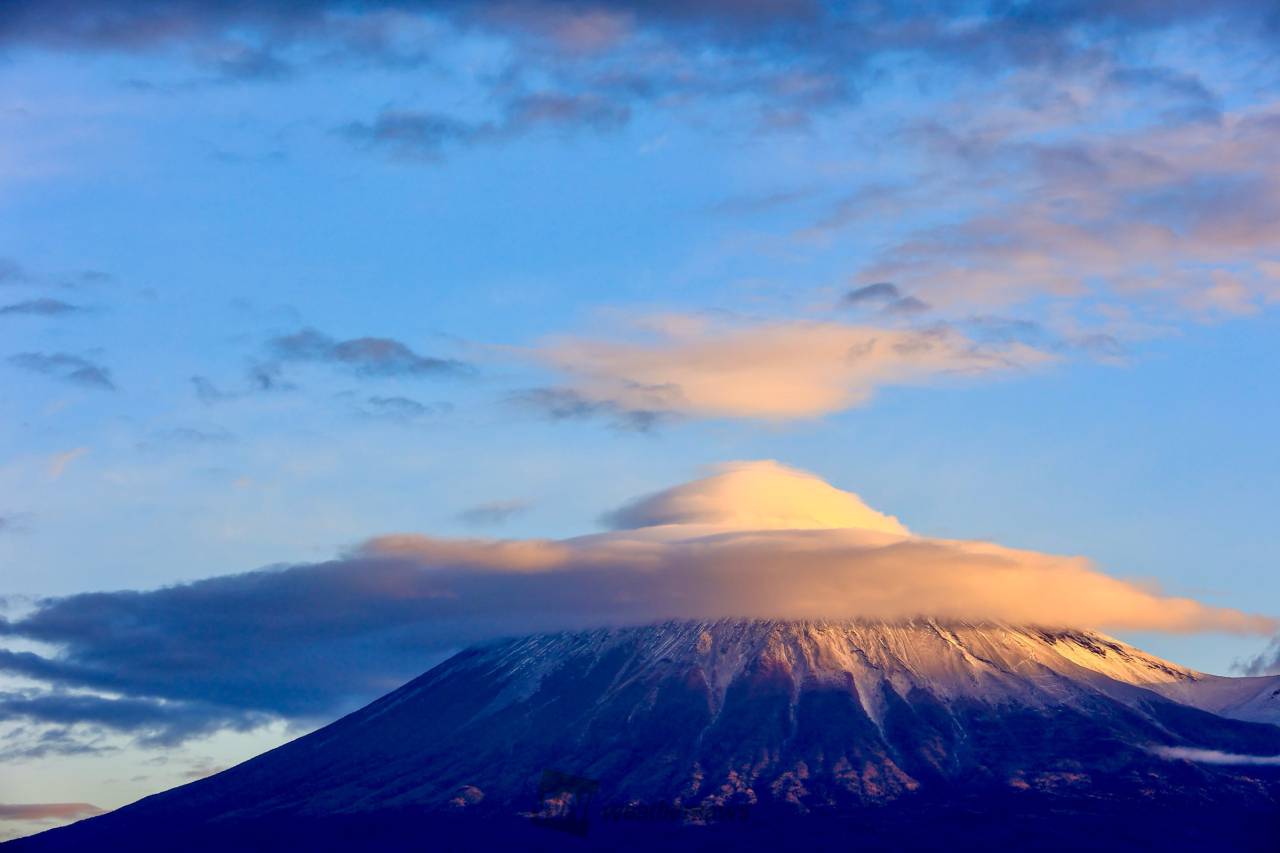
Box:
[0,461,1271,746]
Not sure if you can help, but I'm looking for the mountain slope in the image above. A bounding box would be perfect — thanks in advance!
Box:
[8,620,1280,851]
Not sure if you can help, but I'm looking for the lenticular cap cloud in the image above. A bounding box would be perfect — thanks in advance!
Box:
[366,460,1272,633]
[600,460,909,535]
[1,461,1272,738]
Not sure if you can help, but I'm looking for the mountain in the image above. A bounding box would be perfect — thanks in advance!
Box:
[9,620,1280,851]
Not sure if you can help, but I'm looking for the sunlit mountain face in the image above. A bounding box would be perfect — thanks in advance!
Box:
[9,620,1280,851]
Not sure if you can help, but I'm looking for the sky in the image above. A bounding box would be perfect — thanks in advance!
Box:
[3,0,1280,840]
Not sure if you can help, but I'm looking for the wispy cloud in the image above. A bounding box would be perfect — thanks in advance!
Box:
[343,93,630,159]
[0,803,103,822]
[9,352,114,389]
[137,427,235,452]
[1235,636,1280,677]
[47,447,88,479]
[510,387,667,432]
[457,499,531,527]
[356,395,451,422]
[0,298,84,316]
[267,328,469,379]
[1150,746,1280,766]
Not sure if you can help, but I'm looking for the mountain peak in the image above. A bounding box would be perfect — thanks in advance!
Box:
[13,619,1280,852]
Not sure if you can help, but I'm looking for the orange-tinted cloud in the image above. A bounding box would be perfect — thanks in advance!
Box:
[363,461,1272,634]
[534,318,1054,420]
[0,803,103,822]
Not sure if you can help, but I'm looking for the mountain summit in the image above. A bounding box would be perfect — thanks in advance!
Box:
[9,620,1280,851]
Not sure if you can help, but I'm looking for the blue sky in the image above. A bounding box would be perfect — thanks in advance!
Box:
[3,0,1280,838]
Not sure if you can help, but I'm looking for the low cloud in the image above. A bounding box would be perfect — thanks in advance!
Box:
[0,688,266,747]
[1149,746,1280,766]
[0,461,1268,742]
[268,328,469,379]
[531,316,1054,421]
[1235,636,1280,677]
[8,352,114,389]
[0,803,103,822]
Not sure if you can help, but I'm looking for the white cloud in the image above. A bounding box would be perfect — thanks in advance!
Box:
[1150,746,1280,766]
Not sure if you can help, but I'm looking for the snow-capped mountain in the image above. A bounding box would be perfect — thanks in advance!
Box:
[9,620,1280,851]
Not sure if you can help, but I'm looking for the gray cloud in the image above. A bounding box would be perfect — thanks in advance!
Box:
[268,328,469,379]
[8,352,115,389]
[510,386,668,432]
[0,298,84,316]
[342,92,630,159]
[457,499,531,527]
[191,376,233,404]
[0,725,114,761]
[0,689,266,748]
[1235,636,1280,677]
[358,395,451,421]
[843,282,932,316]
[138,427,235,451]
[3,1,1270,165]
[0,258,30,286]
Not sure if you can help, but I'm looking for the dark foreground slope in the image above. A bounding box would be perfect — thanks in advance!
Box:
[8,620,1280,852]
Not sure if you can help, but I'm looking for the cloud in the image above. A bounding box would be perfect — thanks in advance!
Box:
[191,375,233,404]
[0,688,266,747]
[0,461,1269,740]
[0,803,103,822]
[531,316,1055,421]
[8,352,114,389]
[603,460,907,534]
[47,447,88,479]
[1235,636,1280,677]
[0,725,113,760]
[138,427,235,451]
[510,386,667,431]
[842,283,932,317]
[457,499,532,527]
[1149,746,1280,766]
[343,93,631,159]
[0,258,31,286]
[0,298,84,316]
[267,328,469,379]
[357,395,450,421]
[857,103,1280,314]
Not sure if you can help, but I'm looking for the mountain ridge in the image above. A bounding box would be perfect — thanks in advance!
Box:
[8,619,1280,851]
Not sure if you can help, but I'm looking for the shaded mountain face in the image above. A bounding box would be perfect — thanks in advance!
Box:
[9,621,1280,852]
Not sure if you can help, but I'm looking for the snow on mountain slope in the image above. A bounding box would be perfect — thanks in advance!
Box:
[8,620,1280,853]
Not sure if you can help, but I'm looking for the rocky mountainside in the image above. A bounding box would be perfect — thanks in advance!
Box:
[9,620,1280,851]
